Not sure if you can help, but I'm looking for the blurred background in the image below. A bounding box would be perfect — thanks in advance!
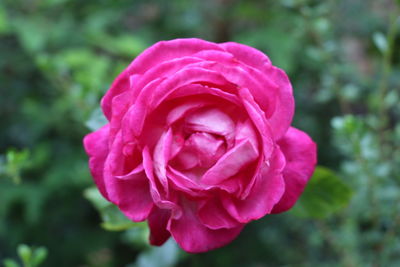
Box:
[1,0,400,266]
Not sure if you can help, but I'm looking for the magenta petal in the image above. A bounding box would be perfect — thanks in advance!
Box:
[101,38,224,119]
[121,77,165,140]
[272,127,317,213]
[198,198,242,230]
[115,172,154,222]
[219,42,272,71]
[142,147,182,218]
[125,38,224,75]
[148,208,171,246]
[166,100,209,125]
[167,83,241,107]
[239,87,274,159]
[235,119,259,151]
[202,140,259,185]
[185,108,235,141]
[168,202,244,253]
[83,124,110,200]
[222,149,286,223]
[153,128,173,192]
[267,67,295,140]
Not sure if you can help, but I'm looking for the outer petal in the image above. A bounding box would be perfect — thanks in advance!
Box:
[272,127,317,213]
[198,198,243,230]
[218,43,294,139]
[115,173,154,222]
[219,42,272,71]
[222,148,286,223]
[101,38,224,119]
[148,208,171,246]
[168,201,244,253]
[83,124,110,200]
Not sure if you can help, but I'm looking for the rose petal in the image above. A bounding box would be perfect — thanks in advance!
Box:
[168,201,244,253]
[185,107,235,141]
[115,172,154,222]
[222,148,286,223]
[153,128,174,192]
[267,67,295,139]
[148,207,171,246]
[272,127,317,213]
[219,42,272,71]
[83,124,110,200]
[166,100,209,125]
[101,38,225,119]
[201,139,259,185]
[216,44,294,139]
[198,197,242,230]
[239,87,274,159]
[166,83,241,107]
[143,147,182,218]
[235,119,259,152]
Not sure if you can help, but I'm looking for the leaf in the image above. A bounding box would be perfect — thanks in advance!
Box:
[32,247,48,267]
[291,166,353,219]
[17,244,32,266]
[2,259,19,267]
[85,108,108,131]
[134,239,180,267]
[84,187,145,231]
[373,32,388,54]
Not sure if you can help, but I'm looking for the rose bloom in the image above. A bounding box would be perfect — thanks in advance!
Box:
[84,38,317,253]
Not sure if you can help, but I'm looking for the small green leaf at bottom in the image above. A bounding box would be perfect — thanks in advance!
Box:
[291,166,353,219]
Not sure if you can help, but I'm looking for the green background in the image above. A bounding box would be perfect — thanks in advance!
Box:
[1,0,399,266]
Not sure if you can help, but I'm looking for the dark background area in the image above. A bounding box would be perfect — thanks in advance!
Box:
[1,0,399,266]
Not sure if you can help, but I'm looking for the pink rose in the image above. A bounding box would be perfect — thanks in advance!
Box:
[84,38,317,253]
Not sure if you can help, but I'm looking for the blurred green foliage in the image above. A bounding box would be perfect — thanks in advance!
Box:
[1,0,399,266]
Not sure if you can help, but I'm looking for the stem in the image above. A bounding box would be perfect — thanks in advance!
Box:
[377,10,399,157]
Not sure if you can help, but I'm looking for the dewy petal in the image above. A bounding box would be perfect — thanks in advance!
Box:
[201,140,259,185]
[272,127,317,213]
[83,124,110,200]
[168,201,244,253]
[222,148,286,223]
[198,198,242,230]
[148,207,171,246]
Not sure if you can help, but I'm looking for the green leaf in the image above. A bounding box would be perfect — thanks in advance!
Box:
[373,32,388,54]
[134,239,180,267]
[3,259,20,267]
[84,187,145,231]
[17,244,32,266]
[85,108,108,131]
[0,7,9,34]
[291,166,353,219]
[32,247,48,267]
